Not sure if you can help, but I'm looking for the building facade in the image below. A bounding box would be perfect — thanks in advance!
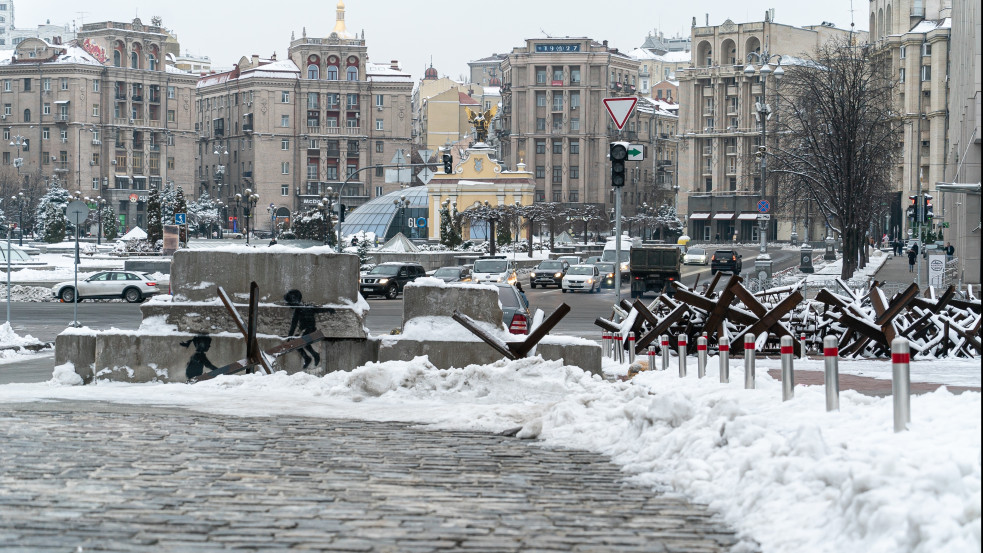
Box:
[0,17,197,233]
[676,15,858,242]
[468,54,507,88]
[500,37,639,212]
[0,0,77,49]
[620,97,679,215]
[194,2,413,233]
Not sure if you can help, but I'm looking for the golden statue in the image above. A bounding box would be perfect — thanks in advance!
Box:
[465,105,498,143]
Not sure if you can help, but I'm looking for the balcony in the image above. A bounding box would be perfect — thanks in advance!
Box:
[149,144,160,151]
[243,123,253,132]
[307,126,321,134]
[345,126,362,135]
[703,86,714,97]
[52,161,70,173]
[149,94,160,103]
[55,114,70,122]
[726,85,738,96]
[726,145,737,155]
[243,171,253,178]
[132,94,143,102]
[702,146,712,155]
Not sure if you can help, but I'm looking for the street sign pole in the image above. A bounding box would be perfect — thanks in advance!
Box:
[66,200,90,328]
[615,185,622,307]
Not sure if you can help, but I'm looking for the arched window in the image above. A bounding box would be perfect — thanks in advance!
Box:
[113,50,121,67]
[327,65,339,80]
[130,51,139,69]
[148,55,157,71]
[308,64,319,79]
[346,66,358,81]
[23,109,30,122]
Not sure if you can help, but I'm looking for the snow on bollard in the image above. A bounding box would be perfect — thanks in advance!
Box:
[781,335,795,401]
[697,336,707,379]
[892,337,911,432]
[677,333,688,378]
[648,346,656,372]
[627,332,636,364]
[823,335,839,412]
[602,331,611,359]
[661,335,670,371]
[799,333,807,360]
[744,333,756,389]
[719,327,730,383]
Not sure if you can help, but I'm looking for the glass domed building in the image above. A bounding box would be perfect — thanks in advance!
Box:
[339,186,430,242]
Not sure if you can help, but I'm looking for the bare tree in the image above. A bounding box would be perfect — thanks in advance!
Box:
[772,39,900,278]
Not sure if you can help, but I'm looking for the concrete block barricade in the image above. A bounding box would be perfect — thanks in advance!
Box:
[402,278,503,329]
[170,246,360,305]
[141,302,368,339]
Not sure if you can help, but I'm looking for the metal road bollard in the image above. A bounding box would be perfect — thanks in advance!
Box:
[719,327,730,384]
[661,335,670,371]
[823,335,840,412]
[602,331,611,359]
[744,334,756,389]
[800,333,807,360]
[678,333,688,377]
[697,336,707,379]
[648,345,656,372]
[616,332,624,364]
[892,337,911,432]
[627,332,636,364]
[781,335,795,401]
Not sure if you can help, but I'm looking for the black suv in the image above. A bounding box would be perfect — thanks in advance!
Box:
[529,260,568,288]
[360,262,425,299]
[710,250,743,275]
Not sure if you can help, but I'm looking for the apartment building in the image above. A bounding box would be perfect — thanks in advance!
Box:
[676,14,858,242]
[469,54,507,88]
[0,17,197,233]
[194,1,413,232]
[630,31,691,97]
[620,97,679,213]
[500,37,639,211]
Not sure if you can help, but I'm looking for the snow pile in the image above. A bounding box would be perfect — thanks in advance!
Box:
[0,285,55,302]
[0,322,42,347]
[0,355,978,553]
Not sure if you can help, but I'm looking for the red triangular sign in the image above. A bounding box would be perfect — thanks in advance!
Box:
[603,97,638,130]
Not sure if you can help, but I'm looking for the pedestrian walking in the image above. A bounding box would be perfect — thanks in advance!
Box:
[907,248,917,273]
[945,241,954,262]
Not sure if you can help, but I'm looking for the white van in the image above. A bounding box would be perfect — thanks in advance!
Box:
[601,234,639,276]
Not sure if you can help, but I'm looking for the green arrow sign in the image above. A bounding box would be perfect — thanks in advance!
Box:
[627,144,644,161]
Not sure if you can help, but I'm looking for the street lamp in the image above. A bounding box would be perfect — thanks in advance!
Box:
[319,186,337,245]
[215,200,225,239]
[393,195,410,240]
[11,192,25,246]
[744,48,784,277]
[235,188,260,245]
[213,145,228,201]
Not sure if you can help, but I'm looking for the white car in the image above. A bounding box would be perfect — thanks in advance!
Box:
[683,247,709,265]
[562,264,601,293]
[472,257,517,285]
[52,271,160,303]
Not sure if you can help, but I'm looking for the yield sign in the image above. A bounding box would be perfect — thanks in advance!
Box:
[603,97,638,130]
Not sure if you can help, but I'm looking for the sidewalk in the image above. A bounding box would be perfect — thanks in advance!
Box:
[873,250,932,287]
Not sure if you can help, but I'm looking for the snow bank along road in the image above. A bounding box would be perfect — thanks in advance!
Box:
[0,400,741,553]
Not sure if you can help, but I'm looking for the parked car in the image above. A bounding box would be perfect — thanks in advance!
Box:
[562,264,601,294]
[52,271,160,303]
[593,262,617,288]
[494,282,531,335]
[710,249,743,275]
[431,265,472,283]
[359,262,425,299]
[557,255,582,267]
[529,260,568,289]
[472,256,517,285]
[683,247,709,265]
[584,256,602,265]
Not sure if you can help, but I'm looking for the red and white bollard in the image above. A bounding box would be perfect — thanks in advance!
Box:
[799,333,807,360]
[678,333,688,377]
[697,336,707,379]
[719,327,730,383]
[648,346,656,372]
[661,335,670,371]
[891,337,911,432]
[823,335,839,411]
[780,335,795,401]
[627,332,636,364]
[602,331,611,359]
[744,333,756,389]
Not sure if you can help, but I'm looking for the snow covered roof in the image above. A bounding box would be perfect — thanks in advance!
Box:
[120,226,148,241]
[638,97,679,117]
[628,48,691,64]
[0,41,102,67]
[908,18,951,34]
[458,92,480,105]
[482,86,501,96]
[367,62,412,83]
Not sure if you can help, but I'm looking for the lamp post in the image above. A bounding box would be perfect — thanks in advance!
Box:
[393,195,410,240]
[12,192,25,246]
[235,188,259,245]
[215,200,225,239]
[319,186,336,245]
[744,49,784,278]
[213,145,228,204]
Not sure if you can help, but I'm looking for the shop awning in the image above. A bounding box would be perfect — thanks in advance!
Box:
[689,212,711,220]
[713,212,735,220]
[737,213,759,220]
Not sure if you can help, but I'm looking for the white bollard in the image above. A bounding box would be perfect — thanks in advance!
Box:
[744,333,756,389]
[891,337,911,432]
[799,333,807,360]
[661,335,670,371]
[647,346,656,372]
[719,327,730,383]
[616,332,624,364]
[697,336,707,379]
[627,332,636,364]
[677,333,688,377]
[780,335,795,401]
[823,335,839,411]
[602,331,611,359]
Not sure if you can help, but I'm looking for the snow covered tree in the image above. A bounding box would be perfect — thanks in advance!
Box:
[439,202,462,248]
[102,202,119,241]
[146,187,163,244]
[35,184,72,242]
[173,187,189,242]
[160,183,177,224]
[188,191,220,237]
[0,206,7,239]
[356,238,371,266]
[290,207,334,245]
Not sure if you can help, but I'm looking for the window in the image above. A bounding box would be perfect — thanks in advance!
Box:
[2,103,7,115]
[536,92,546,107]
[326,93,340,109]
[570,166,579,179]
[346,93,359,108]
[281,91,290,103]
[167,86,175,99]
[92,129,100,142]
[92,177,100,190]
[307,64,319,79]
[899,45,906,59]
[1,152,7,164]
[22,109,29,122]
[2,80,9,92]
[375,140,384,153]
[570,142,579,155]
[922,43,931,56]
[570,92,580,109]
[42,128,50,140]
[375,166,384,177]
[91,152,100,166]
[536,118,546,131]
[535,166,545,178]
[552,141,562,154]
[552,167,562,183]
[42,151,49,165]
[899,68,905,83]
[346,163,358,178]
[921,65,931,81]
[167,157,175,170]
[375,94,384,107]
[326,165,338,180]
[570,67,581,83]
[375,186,383,197]
[347,66,358,81]
[281,115,290,127]
[375,119,383,131]
[281,139,290,150]
[42,78,51,91]
[60,78,68,90]
[167,110,175,122]
[552,96,563,110]
[327,65,339,80]
[281,162,289,174]
[42,103,50,115]
[307,92,319,109]
[91,103,99,116]
[570,118,580,131]
[535,140,546,154]
[536,68,547,84]
[552,190,562,202]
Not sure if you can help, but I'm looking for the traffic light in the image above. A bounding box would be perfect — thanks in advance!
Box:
[610,142,628,187]
[923,194,933,222]
[442,154,453,174]
[338,204,346,223]
[907,195,917,221]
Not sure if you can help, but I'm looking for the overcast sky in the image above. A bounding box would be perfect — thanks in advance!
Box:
[17,0,865,79]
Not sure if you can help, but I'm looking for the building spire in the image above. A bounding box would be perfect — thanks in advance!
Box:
[332,1,348,36]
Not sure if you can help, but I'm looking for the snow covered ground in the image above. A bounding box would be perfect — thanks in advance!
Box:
[0,354,978,553]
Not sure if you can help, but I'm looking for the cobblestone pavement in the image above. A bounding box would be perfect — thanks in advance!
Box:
[0,401,745,553]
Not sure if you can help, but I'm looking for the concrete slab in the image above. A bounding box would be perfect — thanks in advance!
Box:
[402,281,503,328]
[140,303,367,338]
